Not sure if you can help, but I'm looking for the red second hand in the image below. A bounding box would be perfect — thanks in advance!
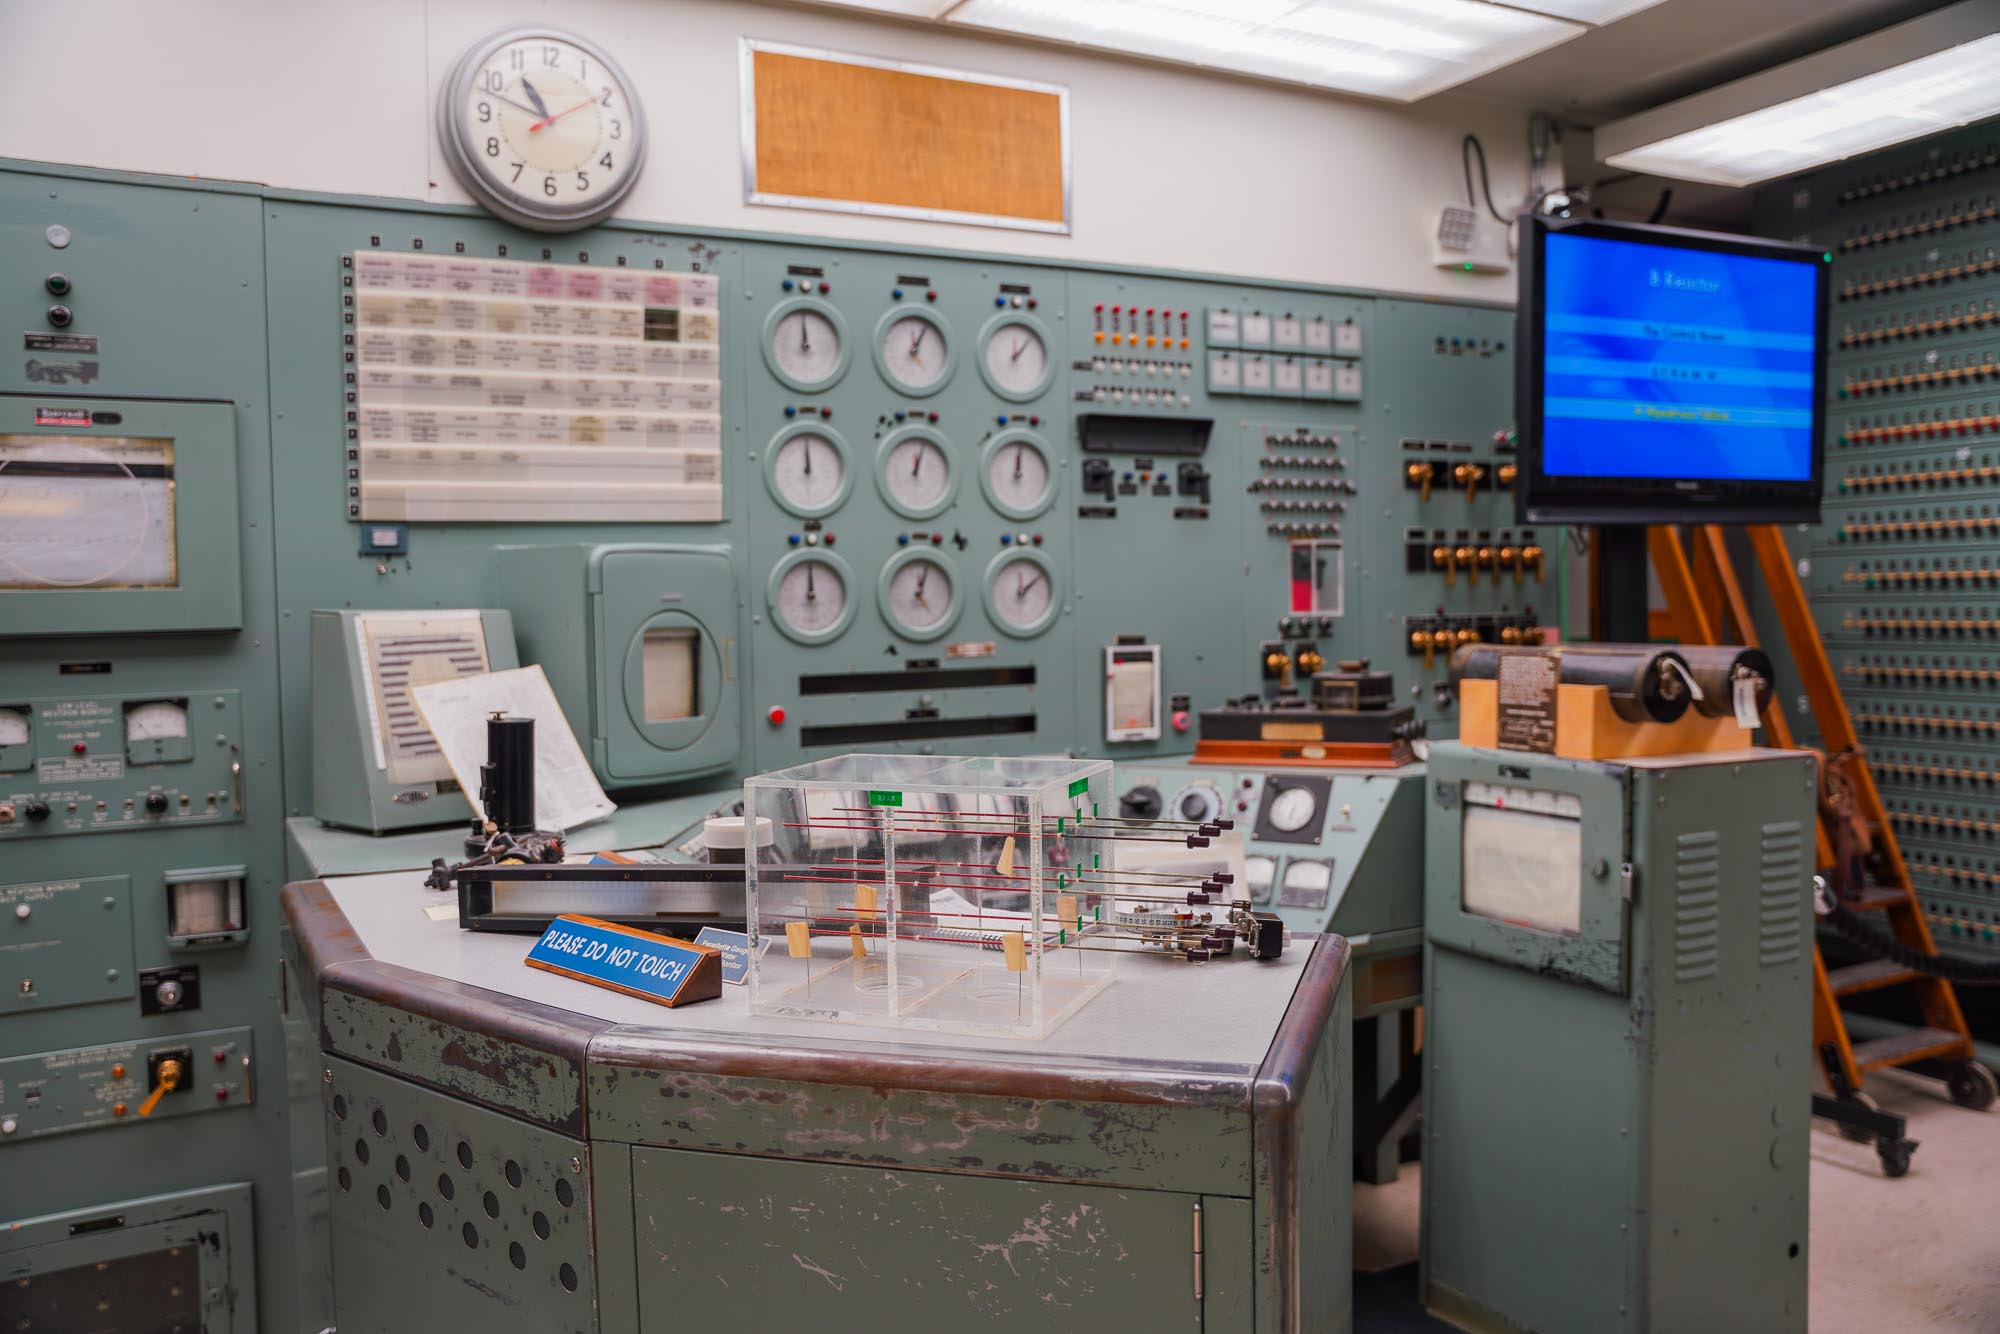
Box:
[529,100,594,133]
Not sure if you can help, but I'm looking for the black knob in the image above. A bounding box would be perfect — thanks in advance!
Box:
[1119,785,1162,820]
[45,273,70,296]
[23,800,49,822]
[46,303,72,328]
[144,792,168,815]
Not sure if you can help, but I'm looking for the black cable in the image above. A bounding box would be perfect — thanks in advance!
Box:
[1645,188,1673,224]
[1823,899,2000,985]
[1461,135,1511,225]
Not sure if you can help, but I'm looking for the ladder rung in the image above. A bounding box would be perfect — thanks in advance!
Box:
[1827,958,1921,996]
[1849,886,1906,912]
[1852,1026,1969,1072]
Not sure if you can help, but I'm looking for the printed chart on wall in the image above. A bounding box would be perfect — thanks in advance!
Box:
[347,251,722,521]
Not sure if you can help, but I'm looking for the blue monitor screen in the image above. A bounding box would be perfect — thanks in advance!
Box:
[1540,231,1819,481]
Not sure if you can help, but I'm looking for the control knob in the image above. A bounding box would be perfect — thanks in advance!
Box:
[24,800,50,822]
[144,792,169,815]
[1120,785,1163,820]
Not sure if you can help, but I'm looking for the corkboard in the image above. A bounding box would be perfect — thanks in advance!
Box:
[744,43,1069,232]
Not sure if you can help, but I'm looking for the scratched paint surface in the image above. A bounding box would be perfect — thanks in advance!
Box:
[631,1144,1202,1327]
[588,1064,1253,1197]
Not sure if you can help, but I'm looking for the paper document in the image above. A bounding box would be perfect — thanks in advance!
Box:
[411,665,615,833]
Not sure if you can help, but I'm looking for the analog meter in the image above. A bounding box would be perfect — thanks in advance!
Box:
[879,549,960,641]
[983,550,1059,638]
[764,424,850,518]
[763,299,847,392]
[875,307,953,395]
[1266,783,1318,834]
[768,550,855,645]
[979,431,1054,520]
[876,427,955,520]
[977,314,1053,401]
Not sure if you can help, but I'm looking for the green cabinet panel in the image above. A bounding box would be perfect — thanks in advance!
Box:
[632,1146,1202,1329]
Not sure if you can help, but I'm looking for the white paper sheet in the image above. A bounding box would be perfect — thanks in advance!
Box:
[411,665,615,833]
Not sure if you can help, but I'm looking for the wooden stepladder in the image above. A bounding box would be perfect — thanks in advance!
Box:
[1649,524,1992,1176]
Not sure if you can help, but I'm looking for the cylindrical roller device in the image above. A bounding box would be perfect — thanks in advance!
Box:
[1450,643,1694,724]
[479,712,537,836]
[1674,645,1776,719]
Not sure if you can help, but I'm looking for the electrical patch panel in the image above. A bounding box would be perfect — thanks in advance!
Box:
[1759,119,2000,960]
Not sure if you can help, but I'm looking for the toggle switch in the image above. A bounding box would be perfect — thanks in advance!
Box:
[138,1053,188,1118]
[1406,461,1434,501]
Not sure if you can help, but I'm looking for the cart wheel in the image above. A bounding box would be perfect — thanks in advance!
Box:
[1945,1061,1997,1111]
[1877,1137,1915,1178]
[1837,1091,1880,1143]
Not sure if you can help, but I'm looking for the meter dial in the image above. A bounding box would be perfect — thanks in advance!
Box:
[977,314,1054,401]
[768,549,856,645]
[875,426,956,520]
[1172,782,1222,825]
[979,431,1055,520]
[878,548,961,641]
[126,700,189,743]
[1266,783,1319,833]
[1244,855,1277,903]
[762,298,848,393]
[874,307,953,396]
[982,549,1060,638]
[763,423,851,519]
[0,707,28,748]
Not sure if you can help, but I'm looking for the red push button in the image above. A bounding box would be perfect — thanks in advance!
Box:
[767,707,786,727]
[1171,711,1191,733]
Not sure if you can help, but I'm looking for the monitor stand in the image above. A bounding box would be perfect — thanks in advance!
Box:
[1593,524,1651,643]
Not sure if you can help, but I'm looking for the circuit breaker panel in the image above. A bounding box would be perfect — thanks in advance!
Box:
[1758,120,2000,963]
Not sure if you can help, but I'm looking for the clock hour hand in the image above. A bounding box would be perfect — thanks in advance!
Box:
[520,78,551,120]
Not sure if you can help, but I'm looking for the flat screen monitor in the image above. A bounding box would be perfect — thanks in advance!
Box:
[1516,214,1828,525]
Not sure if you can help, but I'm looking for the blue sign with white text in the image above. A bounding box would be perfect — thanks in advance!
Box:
[693,926,758,986]
[524,914,721,1008]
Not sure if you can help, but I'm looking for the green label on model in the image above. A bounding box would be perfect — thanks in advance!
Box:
[1068,778,1089,797]
[867,790,903,807]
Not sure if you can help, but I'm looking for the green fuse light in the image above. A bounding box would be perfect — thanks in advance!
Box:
[1059,928,1067,944]
[1057,816,1065,834]
[1095,904,1103,921]
[1058,873,1067,889]
[1093,853,1100,870]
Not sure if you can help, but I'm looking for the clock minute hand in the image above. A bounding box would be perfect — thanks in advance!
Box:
[485,89,543,117]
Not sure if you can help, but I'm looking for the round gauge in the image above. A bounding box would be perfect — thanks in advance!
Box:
[767,549,856,645]
[1172,783,1222,825]
[874,307,953,396]
[875,426,956,520]
[437,26,646,233]
[763,423,851,519]
[762,298,848,393]
[982,549,1060,638]
[0,707,27,748]
[978,430,1056,520]
[878,549,961,641]
[1267,783,1319,833]
[977,313,1054,401]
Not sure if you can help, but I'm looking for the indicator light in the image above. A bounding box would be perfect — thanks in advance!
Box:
[767,707,786,726]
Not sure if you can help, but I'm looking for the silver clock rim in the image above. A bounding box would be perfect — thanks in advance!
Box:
[876,547,962,642]
[974,311,1055,402]
[436,24,648,234]
[980,547,1060,639]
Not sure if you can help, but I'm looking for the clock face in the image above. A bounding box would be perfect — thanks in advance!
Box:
[440,27,646,232]
[980,432,1054,520]
[985,552,1059,637]
[876,428,955,520]
[879,551,959,640]
[765,426,849,518]
[769,551,855,645]
[765,301,845,391]
[875,309,952,395]
[978,317,1051,400]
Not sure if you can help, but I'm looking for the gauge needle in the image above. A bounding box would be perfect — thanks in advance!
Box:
[1013,444,1024,479]
[806,566,817,601]
[910,447,923,477]
[520,78,551,120]
[914,566,930,606]
[1010,337,1026,363]
[799,317,810,351]
[908,326,927,366]
[801,438,812,475]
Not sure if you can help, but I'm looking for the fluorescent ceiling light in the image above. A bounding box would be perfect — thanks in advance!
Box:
[943,0,1584,101]
[1493,0,1664,21]
[1597,2,2000,187]
[792,0,963,15]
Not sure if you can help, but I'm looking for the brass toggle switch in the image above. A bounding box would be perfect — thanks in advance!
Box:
[1407,461,1435,501]
[1264,649,1293,690]
[1454,462,1486,500]
[1497,462,1518,489]
[1411,629,1437,670]
[138,1058,184,1118]
[1432,543,1456,585]
[1499,544,1522,584]
[1522,543,1546,583]
[1296,647,1325,675]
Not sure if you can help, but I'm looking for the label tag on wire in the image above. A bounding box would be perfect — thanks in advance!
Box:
[1733,675,1761,730]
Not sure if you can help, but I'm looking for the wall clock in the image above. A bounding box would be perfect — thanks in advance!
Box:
[438,26,647,232]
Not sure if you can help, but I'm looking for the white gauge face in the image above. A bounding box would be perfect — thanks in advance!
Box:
[0,708,27,747]
[985,438,1051,514]
[774,558,848,637]
[886,557,953,634]
[880,315,949,392]
[1283,858,1333,894]
[1173,783,1221,824]
[770,432,844,513]
[126,700,189,742]
[988,557,1054,633]
[449,29,644,229]
[882,436,951,513]
[770,307,843,387]
[1267,784,1318,833]
[983,323,1049,396]
[1245,855,1276,895]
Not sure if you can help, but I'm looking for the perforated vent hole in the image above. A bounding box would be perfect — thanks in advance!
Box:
[354,1137,370,1166]
[509,1242,527,1270]
[395,1155,411,1182]
[559,1262,578,1292]
[483,1191,501,1220]
[372,1107,389,1136]
[532,1211,551,1240]
[376,1185,392,1211]
[504,1159,523,1189]
[457,1140,475,1170]
[463,1222,479,1249]
[555,1178,575,1208]
[413,1123,430,1152]
[418,1202,434,1229]
[337,1167,351,1193]
[332,1095,348,1121]
[438,1174,455,1201]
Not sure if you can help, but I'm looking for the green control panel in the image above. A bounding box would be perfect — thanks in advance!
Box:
[0,691,243,839]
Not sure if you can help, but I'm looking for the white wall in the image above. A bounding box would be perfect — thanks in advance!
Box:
[0,0,1531,298]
